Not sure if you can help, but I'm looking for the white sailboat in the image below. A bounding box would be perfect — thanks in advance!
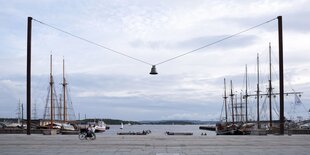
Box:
[120,122,124,129]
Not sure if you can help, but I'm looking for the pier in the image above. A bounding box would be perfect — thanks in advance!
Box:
[1,134,310,155]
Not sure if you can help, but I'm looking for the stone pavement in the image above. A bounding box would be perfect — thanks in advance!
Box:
[0,134,310,155]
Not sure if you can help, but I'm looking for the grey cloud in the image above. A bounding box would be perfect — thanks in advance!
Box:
[284,10,310,32]
[1,0,310,120]
[220,10,310,33]
[30,73,223,120]
[130,35,257,51]
[130,40,172,50]
[74,95,221,120]
[176,35,258,50]
[218,16,278,33]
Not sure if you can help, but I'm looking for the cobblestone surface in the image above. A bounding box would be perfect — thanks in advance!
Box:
[0,134,310,155]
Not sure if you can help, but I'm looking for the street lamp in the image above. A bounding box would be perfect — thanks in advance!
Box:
[150,65,158,75]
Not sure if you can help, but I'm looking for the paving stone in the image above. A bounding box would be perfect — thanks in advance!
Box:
[0,134,309,155]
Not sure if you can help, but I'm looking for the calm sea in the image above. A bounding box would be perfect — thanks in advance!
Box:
[101,124,216,136]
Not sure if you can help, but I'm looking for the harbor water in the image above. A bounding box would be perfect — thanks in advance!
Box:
[102,124,216,136]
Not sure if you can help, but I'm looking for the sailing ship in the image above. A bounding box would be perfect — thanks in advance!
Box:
[216,43,305,135]
[5,100,25,129]
[42,55,76,131]
[215,79,248,135]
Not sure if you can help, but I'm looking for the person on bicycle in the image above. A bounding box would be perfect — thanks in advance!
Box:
[92,125,96,133]
[87,124,93,137]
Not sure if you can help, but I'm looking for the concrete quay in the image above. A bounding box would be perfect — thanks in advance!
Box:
[0,134,310,155]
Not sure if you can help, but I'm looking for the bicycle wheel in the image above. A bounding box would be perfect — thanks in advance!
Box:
[78,133,86,140]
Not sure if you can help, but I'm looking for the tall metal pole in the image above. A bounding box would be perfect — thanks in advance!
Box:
[26,17,32,135]
[278,16,284,135]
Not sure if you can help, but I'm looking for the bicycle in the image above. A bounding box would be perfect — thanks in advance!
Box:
[78,129,96,140]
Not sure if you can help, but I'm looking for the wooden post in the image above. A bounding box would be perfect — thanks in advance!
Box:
[26,17,32,135]
[278,16,284,135]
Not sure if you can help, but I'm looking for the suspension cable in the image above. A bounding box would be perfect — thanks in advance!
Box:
[155,17,277,66]
[32,17,277,67]
[32,18,153,66]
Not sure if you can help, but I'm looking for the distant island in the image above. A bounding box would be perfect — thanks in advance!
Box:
[139,120,217,125]
[67,118,217,125]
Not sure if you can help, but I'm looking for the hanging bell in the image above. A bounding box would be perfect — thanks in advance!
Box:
[149,65,158,75]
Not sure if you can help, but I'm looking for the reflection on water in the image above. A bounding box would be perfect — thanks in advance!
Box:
[101,125,216,136]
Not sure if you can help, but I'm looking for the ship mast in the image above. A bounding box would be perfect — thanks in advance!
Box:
[62,58,67,123]
[230,80,235,125]
[17,99,21,124]
[235,92,238,122]
[256,53,260,129]
[224,78,228,124]
[32,100,37,120]
[244,47,303,130]
[268,43,273,129]
[21,103,24,127]
[59,94,62,122]
[245,65,248,123]
[240,92,243,122]
[50,54,54,129]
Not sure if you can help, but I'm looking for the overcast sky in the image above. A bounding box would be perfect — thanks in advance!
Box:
[0,0,309,121]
